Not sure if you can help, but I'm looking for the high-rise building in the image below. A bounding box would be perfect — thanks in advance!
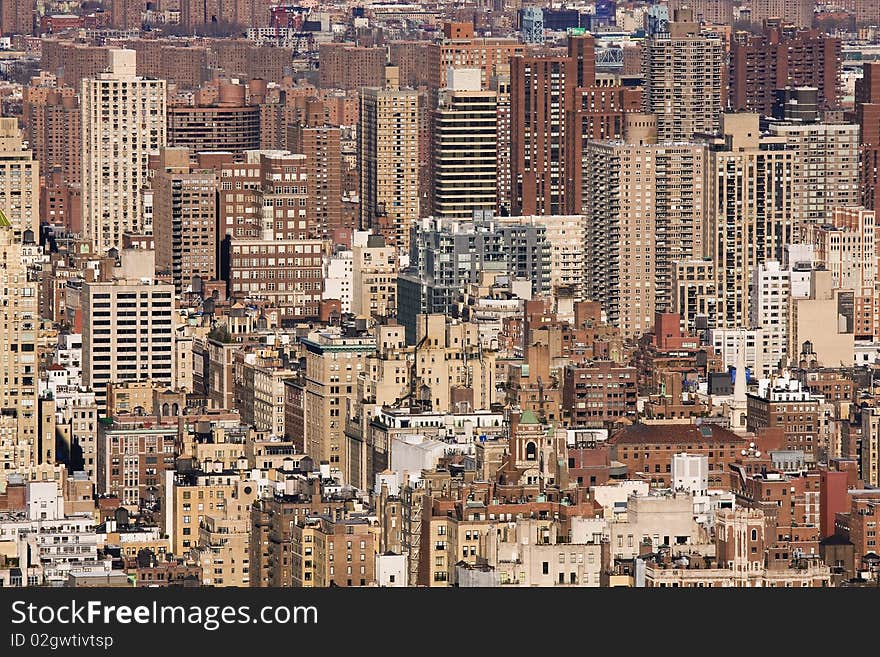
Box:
[81,249,174,412]
[843,0,878,24]
[767,121,860,228]
[511,57,567,215]
[491,70,512,215]
[509,35,601,216]
[218,150,325,321]
[0,118,39,236]
[567,84,642,214]
[359,87,419,250]
[729,27,841,117]
[854,63,880,211]
[642,9,724,141]
[81,49,166,254]
[110,0,142,30]
[746,260,791,375]
[809,208,878,340]
[23,78,80,187]
[301,329,376,482]
[667,0,733,24]
[438,23,525,89]
[584,127,709,339]
[41,40,110,90]
[745,0,815,29]
[179,0,273,31]
[398,216,550,343]
[127,40,211,91]
[1,0,35,35]
[151,148,218,294]
[709,113,796,329]
[497,214,587,300]
[432,69,497,220]
[389,23,525,91]
[318,44,387,90]
[288,124,343,239]
[167,83,261,156]
[352,234,397,320]
[0,212,39,485]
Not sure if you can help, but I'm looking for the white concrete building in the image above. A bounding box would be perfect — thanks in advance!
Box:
[323,249,353,313]
[751,260,790,336]
[81,249,174,411]
[608,491,708,560]
[375,552,408,587]
[711,327,787,380]
[389,435,452,486]
[671,452,708,496]
[0,481,104,585]
[81,49,166,253]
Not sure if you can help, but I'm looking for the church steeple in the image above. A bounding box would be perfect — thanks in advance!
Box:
[730,330,748,429]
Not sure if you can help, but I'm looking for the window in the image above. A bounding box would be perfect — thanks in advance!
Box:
[542,562,549,575]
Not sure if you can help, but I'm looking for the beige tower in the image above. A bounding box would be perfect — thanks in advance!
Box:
[0,211,39,487]
[767,121,860,231]
[642,11,724,141]
[352,234,397,319]
[359,87,420,250]
[0,118,39,236]
[710,114,796,329]
[301,331,376,486]
[584,138,709,339]
[81,49,167,254]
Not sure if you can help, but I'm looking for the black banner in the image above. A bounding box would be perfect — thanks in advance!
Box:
[0,586,870,653]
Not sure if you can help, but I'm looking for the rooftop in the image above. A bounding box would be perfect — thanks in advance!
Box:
[609,422,746,446]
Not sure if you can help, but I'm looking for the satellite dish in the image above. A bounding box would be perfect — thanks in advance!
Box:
[749,442,755,448]
[754,451,761,457]
[741,449,747,456]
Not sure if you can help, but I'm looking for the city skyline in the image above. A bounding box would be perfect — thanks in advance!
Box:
[0,0,878,593]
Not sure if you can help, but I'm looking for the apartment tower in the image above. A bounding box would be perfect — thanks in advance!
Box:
[855,62,880,211]
[0,213,39,484]
[0,118,38,236]
[288,123,344,239]
[432,68,497,220]
[584,118,709,339]
[359,87,420,250]
[81,49,166,254]
[510,39,580,215]
[151,147,218,294]
[710,114,796,329]
[729,26,841,116]
[642,8,724,142]
[81,249,174,412]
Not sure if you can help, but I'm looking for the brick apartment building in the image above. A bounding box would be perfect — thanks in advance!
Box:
[729,25,841,116]
[562,362,638,428]
[608,422,747,488]
[318,43,386,90]
[96,415,178,509]
[746,379,822,463]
